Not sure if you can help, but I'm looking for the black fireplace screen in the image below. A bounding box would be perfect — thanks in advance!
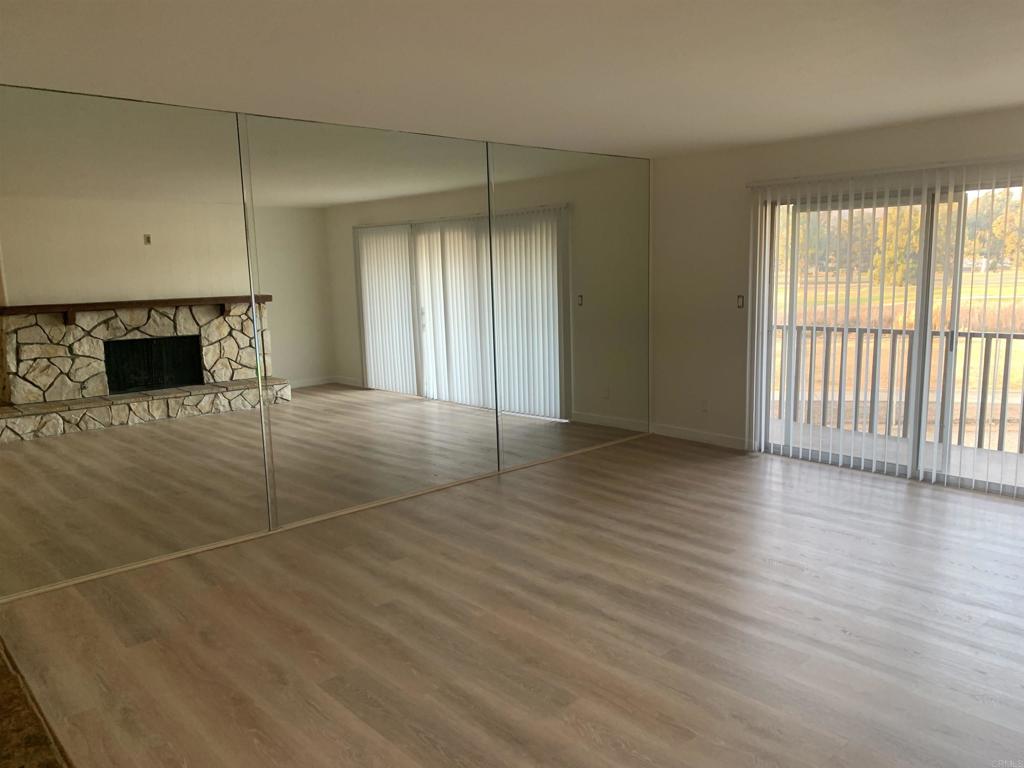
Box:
[104,335,204,394]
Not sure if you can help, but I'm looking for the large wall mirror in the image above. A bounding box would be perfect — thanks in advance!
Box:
[0,84,649,600]
[241,114,497,524]
[0,86,269,596]
[489,144,650,468]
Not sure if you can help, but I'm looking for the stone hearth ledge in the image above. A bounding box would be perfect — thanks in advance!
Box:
[0,377,291,443]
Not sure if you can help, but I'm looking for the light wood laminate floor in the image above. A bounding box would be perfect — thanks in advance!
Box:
[2,436,1023,767]
[0,384,634,596]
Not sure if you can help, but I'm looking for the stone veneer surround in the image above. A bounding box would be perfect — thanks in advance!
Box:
[2,301,272,404]
[0,299,291,443]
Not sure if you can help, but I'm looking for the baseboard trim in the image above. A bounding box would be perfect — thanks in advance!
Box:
[289,375,365,389]
[572,411,649,432]
[652,423,748,451]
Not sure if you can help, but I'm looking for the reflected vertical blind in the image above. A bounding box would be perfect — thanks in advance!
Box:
[750,162,1024,495]
[492,208,565,419]
[411,219,495,407]
[357,225,417,396]
[357,207,567,419]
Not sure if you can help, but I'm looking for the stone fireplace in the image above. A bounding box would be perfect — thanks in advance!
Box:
[0,296,290,443]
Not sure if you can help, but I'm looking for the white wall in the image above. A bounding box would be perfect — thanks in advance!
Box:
[651,104,1024,449]
[324,160,650,428]
[252,207,337,387]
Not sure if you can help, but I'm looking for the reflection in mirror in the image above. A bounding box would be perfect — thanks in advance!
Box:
[488,144,650,467]
[0,87,269,597]
[243,115,497,523]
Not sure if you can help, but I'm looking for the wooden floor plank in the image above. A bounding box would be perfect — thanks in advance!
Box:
[2,436,1023,767]
[0,384,634,596]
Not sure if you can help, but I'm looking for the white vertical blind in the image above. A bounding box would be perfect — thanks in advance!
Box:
[412,224,448,401]
[921,165,1024,493]
[357,207,565,418]
[492,208,565,419]
[357,225,417,395]
[440,218,496,408]
[750,162,1024,496]
[412,219,495,408]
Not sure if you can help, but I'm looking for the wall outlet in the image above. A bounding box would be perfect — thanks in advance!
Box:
[700,398,710,414]
[143,234,152,245]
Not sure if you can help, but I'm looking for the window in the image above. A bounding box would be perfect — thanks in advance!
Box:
[751,165,1024,494]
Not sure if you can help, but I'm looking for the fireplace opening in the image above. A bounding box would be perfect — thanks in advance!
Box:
[104,336,204,395]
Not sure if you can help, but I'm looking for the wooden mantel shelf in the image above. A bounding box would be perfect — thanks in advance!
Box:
[0,295,272,325]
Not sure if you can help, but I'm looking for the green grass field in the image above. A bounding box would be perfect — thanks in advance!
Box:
[776,269,1024,330]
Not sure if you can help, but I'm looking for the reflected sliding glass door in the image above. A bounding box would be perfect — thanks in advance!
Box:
[756,163,1024,494]
[356,218,495,409]
[355,207,568,420]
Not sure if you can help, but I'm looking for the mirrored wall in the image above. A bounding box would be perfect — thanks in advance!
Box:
[488,143,650,468]
[242,114,496,524]
[0,84,650,598]
[0,86,269,597]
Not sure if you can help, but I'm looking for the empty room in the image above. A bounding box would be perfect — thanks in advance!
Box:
[1,2,1022,766]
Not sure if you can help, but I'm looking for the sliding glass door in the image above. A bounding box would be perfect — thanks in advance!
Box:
[355,208,568,419]
[757,164,1024,494]
[766,188,925,472]
[357,225,419,396]
[919,172,1024,491]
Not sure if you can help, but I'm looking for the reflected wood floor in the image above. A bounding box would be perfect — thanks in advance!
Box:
[0,384,634,596]
[270,385,637,525]
[2,436,1023,767]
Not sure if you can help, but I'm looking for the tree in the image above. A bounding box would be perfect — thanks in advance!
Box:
[872,205,921,287]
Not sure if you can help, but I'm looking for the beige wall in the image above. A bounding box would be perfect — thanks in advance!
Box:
[0,237,8,305]
[324,160,650,429]
[651,104,1024,448]
[252,206,337,387]
[0,198,248,304]
[0,86,249,304]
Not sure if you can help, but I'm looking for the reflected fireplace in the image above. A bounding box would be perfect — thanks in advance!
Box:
[104,336,204,395]
[0,298,291,443]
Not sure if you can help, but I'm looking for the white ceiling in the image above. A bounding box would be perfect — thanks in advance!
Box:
[2,0,1024,157]
[246,115,612,207]
[0,85,617,207]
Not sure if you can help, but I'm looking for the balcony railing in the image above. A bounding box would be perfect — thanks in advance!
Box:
[771,324,1024,454]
